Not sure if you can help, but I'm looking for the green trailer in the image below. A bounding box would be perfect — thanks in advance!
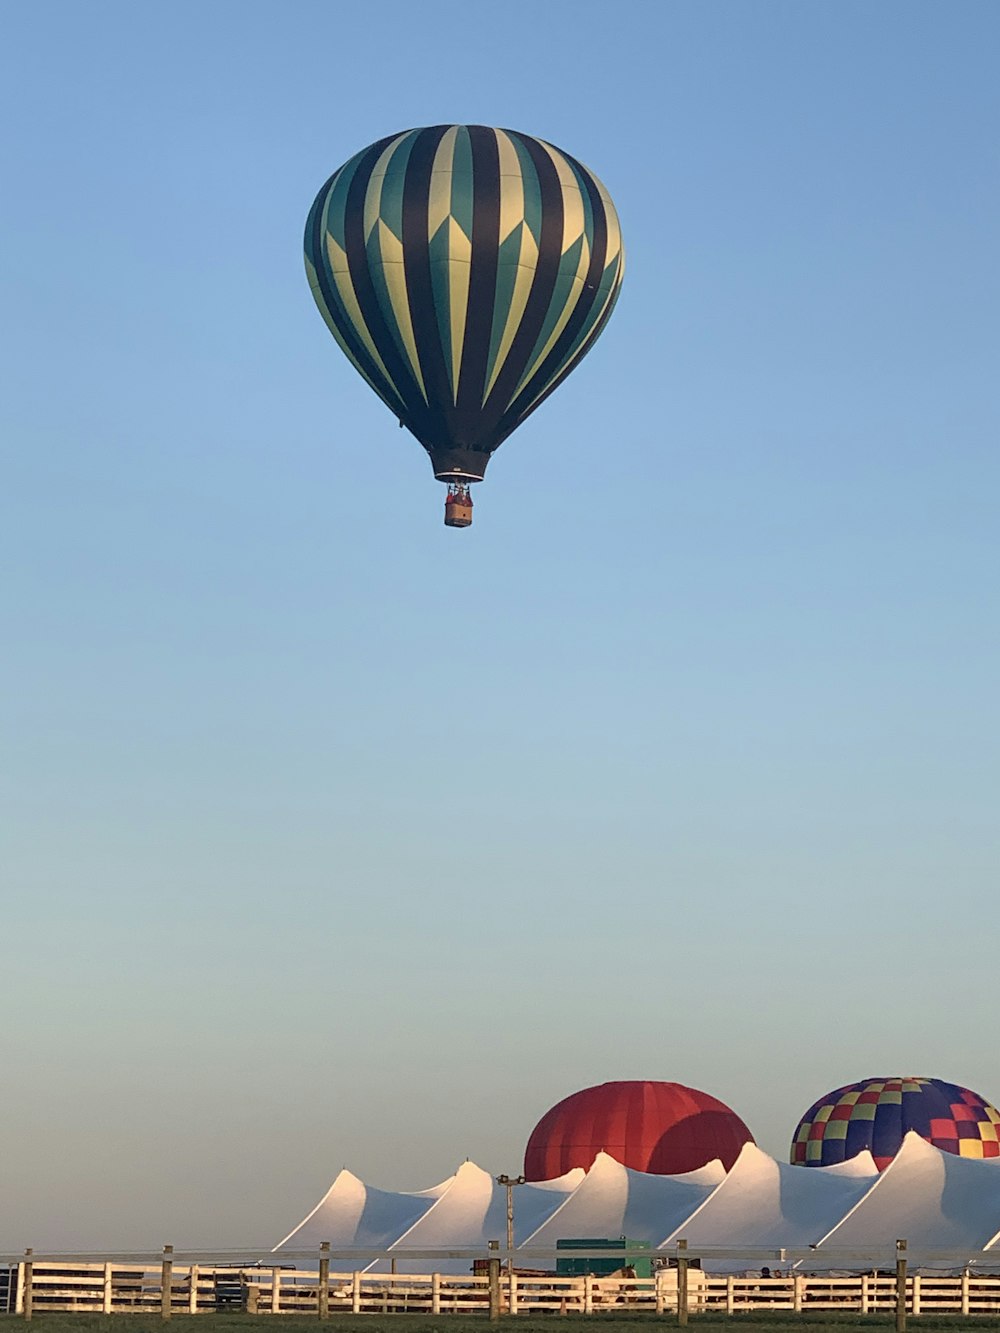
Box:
[555,1237,652,1279]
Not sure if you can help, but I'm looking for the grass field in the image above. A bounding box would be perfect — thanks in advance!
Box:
[8,1316,987,1332]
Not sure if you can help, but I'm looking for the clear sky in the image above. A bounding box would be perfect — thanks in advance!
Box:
[2,0,998,1251]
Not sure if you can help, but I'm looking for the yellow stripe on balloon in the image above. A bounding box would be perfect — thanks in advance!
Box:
[446,217,472,402]
[427,127,459,243]
[539,139,586,257]
[306,253,404,413]
[495,128,525,244]
[595,176,623,273]
[512,251,622,421]
[511,233,591,402]
[363,133,410,242]
[482,214,539,403]
[322,233,400,402]
[375,220,428,403]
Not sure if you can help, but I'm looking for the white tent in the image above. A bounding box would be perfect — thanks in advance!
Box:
[381,1162,495,1274]
[500,1171,588,1243]
[274,1134,1000,1271]
[275,1169,453,1252]
[658,1142,879,1257]
[622,1157,725,1244]
[517,1151,724,1249]
[815,1131,1000,1266]
[275,1161,585,1274]
[520,1152,630,1247]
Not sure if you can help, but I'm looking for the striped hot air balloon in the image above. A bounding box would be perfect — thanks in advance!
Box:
[304,125,624,527]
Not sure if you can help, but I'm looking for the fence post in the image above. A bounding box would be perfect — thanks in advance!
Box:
[431,1273,441,1315]
[584,1274,594,1315]
[895,1239,907,1333]
[272,1267,282,1315]
[911,1273,921,1317]
[676,1240,688,1328]
[726,1274,734,1315]
[102,1262,113,1314]
[22,1250,33,1322]
[509,1271,519,1317]
[189,1265,200,1315]
[488,1258,501,1322]
[961,1269,970,1316]
[161,1245,174,1321]
[351,1271,361,1315]
[793,1273,803,1313]
[318,1241,330,1319]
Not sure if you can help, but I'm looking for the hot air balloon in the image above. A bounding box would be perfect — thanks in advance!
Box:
[791,1076,1000,1169]
[524,1080,754,1179]
[304,125,624,526]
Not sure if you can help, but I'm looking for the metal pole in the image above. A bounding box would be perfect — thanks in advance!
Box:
[318,1241,330,1319]
[496,1173,525,1274]
[895,1239,907,1333]
[677,1239,688,1328]
[161,1245,173,1321]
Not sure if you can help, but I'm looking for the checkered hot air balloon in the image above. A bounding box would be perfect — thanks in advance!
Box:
[304,126,624,527]
[791,1077,1000,1170]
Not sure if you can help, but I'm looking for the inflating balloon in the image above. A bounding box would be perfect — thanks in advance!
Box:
[791,1077,1000,1169]
[304,125,624,526]
[524,1080,754,1178]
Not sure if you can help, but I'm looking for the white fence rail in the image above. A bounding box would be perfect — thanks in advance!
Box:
[5,1260,1000,1317]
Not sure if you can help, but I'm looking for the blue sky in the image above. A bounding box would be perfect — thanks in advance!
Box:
[2,1,998,1249]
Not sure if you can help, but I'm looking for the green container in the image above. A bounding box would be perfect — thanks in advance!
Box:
[555,1237,652,1279]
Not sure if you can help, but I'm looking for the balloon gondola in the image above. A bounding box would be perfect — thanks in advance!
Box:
[304,125,625,526]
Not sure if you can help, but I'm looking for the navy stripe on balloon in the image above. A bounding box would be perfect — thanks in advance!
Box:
[454,126,501,438]
[400,124,452,448]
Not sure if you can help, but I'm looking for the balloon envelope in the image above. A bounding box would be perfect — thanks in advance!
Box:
[304,125,624,482]
[524,1080,754,1179]
[791,1076,1000,1169]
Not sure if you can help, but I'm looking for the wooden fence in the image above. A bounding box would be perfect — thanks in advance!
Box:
[5,1261,1000,1318]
